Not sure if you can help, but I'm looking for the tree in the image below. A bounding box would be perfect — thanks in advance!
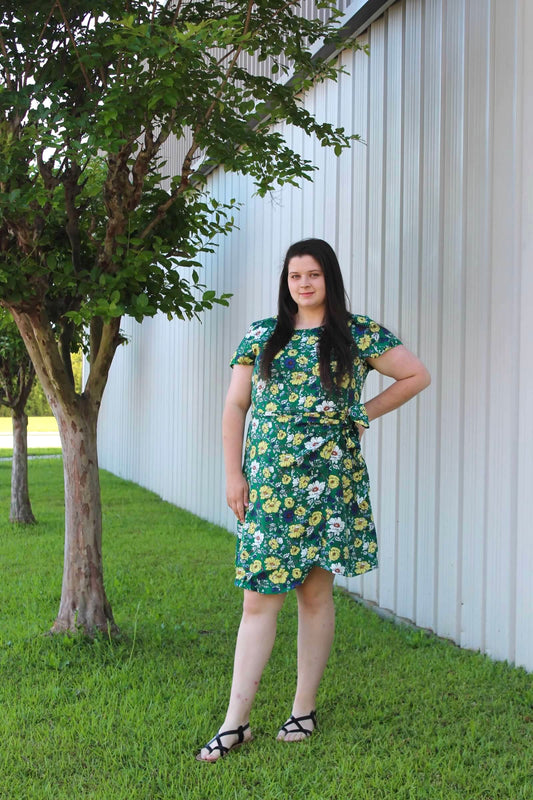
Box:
[0,309,37,524]
[0,0,360,634]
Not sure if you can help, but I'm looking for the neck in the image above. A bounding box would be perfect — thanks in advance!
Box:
[293,309,326,330]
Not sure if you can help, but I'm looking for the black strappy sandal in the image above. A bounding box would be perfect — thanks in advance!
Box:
[277,710,317,741]
[196,722,252,762]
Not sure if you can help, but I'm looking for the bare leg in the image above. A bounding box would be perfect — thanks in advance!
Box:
[278,566,335,742]
[198,589,286,761]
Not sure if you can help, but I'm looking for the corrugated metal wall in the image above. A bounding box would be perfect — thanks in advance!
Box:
[98,0,533,669]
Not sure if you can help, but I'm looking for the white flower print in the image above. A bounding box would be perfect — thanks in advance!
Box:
[305,436,325,451]
[316,400,337,414]
[250,460,260,477]
[329,444,342,462]
[307,480,325,500]
[330,563,345,575]
[328,517,345,533]
[253,531,264,546]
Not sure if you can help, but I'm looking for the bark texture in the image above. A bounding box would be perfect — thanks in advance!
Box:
[52,399,116,634]
[10,409,36,524]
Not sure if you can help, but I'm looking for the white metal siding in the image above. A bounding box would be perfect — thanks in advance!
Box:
[98,0,533,669]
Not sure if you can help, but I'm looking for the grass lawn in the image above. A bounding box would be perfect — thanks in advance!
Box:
[1,460,532,800]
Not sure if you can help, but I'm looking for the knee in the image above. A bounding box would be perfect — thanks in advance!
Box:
[242,590,285,619]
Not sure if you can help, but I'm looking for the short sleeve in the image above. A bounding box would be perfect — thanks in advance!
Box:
[229,318,276,367]
[351,315,402,362]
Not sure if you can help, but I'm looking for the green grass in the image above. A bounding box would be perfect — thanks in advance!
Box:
[0,416,58,433]
[0,447,62,458]
[1,460,532,800]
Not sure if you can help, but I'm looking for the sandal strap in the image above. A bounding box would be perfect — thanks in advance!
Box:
[203,722,250,756]
[279,710,317,737]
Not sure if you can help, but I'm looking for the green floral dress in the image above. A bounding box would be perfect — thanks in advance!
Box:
[230,314,402,594]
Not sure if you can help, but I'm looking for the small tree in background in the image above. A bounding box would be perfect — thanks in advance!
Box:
[0,0,360,633]
[0,310,36,524]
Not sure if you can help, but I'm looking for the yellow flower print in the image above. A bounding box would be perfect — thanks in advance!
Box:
[353,470,364,483]
[343,458,353,470]
[277,430,287,440]
[262,423,270,434]
[251,343,260,355]
[265,402,278,412]
[282,474,291,485]
[359,500,369,511]
[342,476,350,489]
[235,567,246,580]
[356,315,367,323]
[268,538,279,549]
[340,373,350,388]
[279,453,294,468]
[354,537,362,547]
[236,357,253,365]
[297,355,308,365]
[289,524,305,538]
[250,560,262,573]
[369,321,380,332]
[343,489,353,504]
[264,556,280,570]
[329,547,341,561]
[320,441,334,459]
[354,518,368,530]
[269,569,289,584]
[277,414,290,422]
[290,545,300,556]
[343,546,350,559]
[307,335,318,345]
[270,384,279,395]
[325,508,333,519]
[359,334,371,351]
[284,497,295,508]
[263,498,281,513]
[355,561,371,574]
[258,441,268,455]
[328,475,340,489]
[260,485,273,499]
[293,433,304,445]
[262,467,271,479]
[295,505,306,517]
[289,392,299,402]
[304,395,316,408]
[291,372,307,385]
[292,568,302,579]
[298,475,310,489]
[351,377,356,389]
[249,490,258,503]
[248,522,257,534]
[307,546,318,559]
[240,550,250,561]
[309,511,323,526]
[249,445,257,459]
[288,349,298,356]
[368,542,377,554]
[312,363,320,376]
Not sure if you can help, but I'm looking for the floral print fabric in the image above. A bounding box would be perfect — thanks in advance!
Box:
[230,315,402,594]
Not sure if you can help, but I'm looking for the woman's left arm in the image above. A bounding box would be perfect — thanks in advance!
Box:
[363,345,431,426]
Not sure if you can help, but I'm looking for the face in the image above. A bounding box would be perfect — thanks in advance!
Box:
[287,255,326,314]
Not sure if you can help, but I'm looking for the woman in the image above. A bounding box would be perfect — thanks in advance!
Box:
[197,238,430,761]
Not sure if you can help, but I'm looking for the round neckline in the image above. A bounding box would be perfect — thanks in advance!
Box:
[292,325,324,332]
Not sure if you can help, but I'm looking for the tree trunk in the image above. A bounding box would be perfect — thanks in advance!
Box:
[9,306,121,635]
[10,408,36,524]
[51,397,116,635]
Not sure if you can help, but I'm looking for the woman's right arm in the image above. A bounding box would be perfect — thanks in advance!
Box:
[222,364,253,523]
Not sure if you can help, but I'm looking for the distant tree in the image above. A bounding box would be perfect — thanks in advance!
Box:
[0,310,36,523]
[0,0,360,633]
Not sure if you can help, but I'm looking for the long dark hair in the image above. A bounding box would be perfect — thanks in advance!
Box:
[260,239,355,390]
